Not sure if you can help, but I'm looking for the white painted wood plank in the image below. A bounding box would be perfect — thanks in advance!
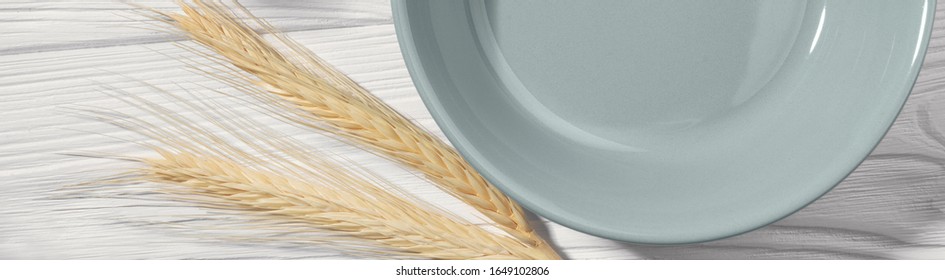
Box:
[0,0,391,56]
[3,1,945,259]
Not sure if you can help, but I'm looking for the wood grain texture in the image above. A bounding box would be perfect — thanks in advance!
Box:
[2,0,945,259]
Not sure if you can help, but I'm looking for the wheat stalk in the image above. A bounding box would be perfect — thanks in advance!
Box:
[147,0,557,258]
[141,150,548,260]
[86,83,552,259]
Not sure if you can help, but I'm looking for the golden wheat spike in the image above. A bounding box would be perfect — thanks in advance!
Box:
[91,81,557,259]
[150,0,557,257]
[142,151,549,260]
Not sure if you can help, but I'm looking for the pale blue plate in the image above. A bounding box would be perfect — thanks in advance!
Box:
[392,0,936,244]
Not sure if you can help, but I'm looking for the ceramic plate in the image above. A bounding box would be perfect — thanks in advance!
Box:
[392,0,935,244]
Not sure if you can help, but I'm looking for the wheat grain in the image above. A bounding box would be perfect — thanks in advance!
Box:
[146,1,557,257]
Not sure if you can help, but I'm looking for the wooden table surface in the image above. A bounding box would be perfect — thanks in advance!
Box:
[3,0,945,259]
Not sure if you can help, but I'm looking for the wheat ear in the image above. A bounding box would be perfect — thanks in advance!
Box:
[141,150,548,260]
[151,0,557,257]
[88,84,552,259]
